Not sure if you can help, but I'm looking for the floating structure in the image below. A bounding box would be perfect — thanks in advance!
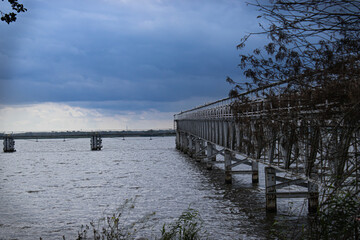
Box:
[90,134,102,151]
[3,137,15,152]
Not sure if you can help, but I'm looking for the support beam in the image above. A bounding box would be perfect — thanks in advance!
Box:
[224,150,232,184]
[265,167,277,212]
[3,137,15,152]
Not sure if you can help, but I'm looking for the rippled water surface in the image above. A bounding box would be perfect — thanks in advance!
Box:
[0,137,306,239]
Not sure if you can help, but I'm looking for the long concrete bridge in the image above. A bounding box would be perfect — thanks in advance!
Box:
[174,88,359,213]
[1,130,175,152]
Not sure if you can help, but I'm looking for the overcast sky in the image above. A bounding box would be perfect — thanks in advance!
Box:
[0,0,260,132]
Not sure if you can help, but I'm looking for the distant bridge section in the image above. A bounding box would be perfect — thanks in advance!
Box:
[1,130,175,152]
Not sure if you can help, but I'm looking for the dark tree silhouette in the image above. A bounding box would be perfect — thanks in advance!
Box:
[228,0,360,99]
[1,0,26,24]
[228,1,360,238]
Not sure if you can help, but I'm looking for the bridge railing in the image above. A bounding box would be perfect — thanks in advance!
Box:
[174,95,340,121]
[174,97,236,120]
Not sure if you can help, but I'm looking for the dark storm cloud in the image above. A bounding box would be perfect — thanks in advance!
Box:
[0,0,259,111]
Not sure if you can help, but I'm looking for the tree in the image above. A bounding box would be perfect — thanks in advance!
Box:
[1,0,26,24]
[228,1,360,238]
[228,0,359,97]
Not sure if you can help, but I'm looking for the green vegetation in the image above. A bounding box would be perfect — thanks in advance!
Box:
[0,0,27,24]
[311,191,360,239]
[71,200,205,240]
[160,208,206,240]
[75,199,155,240]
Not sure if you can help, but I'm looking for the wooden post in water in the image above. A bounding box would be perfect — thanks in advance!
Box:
[224,149,232,184]
[265,167,277,212]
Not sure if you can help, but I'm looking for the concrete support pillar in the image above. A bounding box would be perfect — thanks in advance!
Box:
[252,161,259,184]
[180,133,186,152]
[188,136,195,157]
[199,140,206,157]
[216,121,221,145]
[195,139,201,162]
[308,172,319,214]
[224,150,232,184]
[3,137,15,152]
[223,121,228,148]
[211,121,215,143]
[206,142,216,170]
[235,124,241,151]
[209,142,217,161]
[176,131,180,150]
[267,132,275,164]
[229,122,235,150]
[90,135,102,151]
[179,133,184,151]
[183,134,189,154]
[265,167,277,212]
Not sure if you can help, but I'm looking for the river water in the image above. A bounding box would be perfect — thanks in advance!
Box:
[0,136,307,239]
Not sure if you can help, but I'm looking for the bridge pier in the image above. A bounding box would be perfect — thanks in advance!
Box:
[3,137,15,152]
[224,150,232,184]
[90,135,102,151]
[252,161,259,184]
[180,133,188,153]
[308,172,319,214]
[188,136,195,157]
[193,139,206,162]
[175,131,181,150]
[195,139,201,162]
[265,167,277,212]
[206,142,216,169]
[178,132,184,151]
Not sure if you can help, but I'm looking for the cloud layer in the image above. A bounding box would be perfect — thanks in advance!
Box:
[0,103,174,132]
[0,0,259,131]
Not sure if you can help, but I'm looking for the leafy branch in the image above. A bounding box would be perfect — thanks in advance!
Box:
[1,0,27,24]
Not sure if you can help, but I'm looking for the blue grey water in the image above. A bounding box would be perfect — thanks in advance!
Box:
[0,137,306,239]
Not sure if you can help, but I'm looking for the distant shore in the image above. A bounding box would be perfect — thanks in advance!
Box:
[0,129,175,140]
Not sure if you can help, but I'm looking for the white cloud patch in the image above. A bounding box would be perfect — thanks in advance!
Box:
[0,103,174,132]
